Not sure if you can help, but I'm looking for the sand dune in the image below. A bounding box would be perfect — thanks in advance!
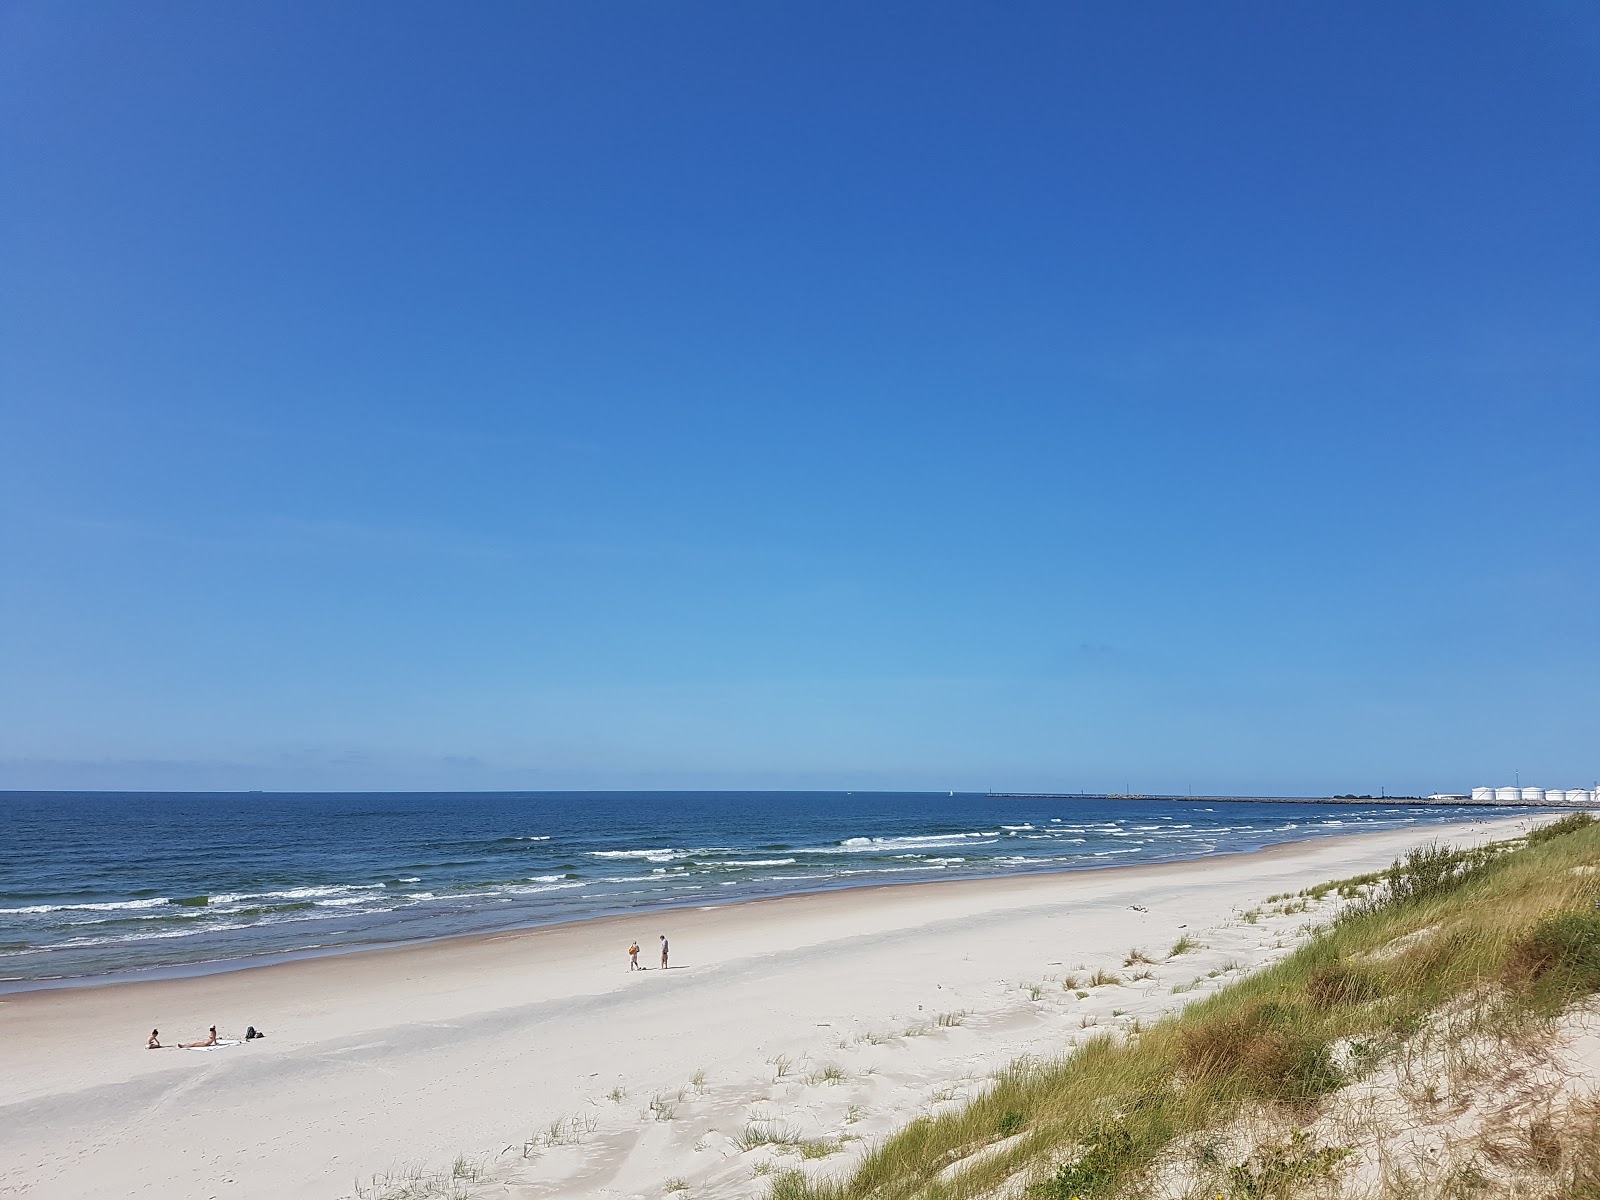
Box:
[0,815,1531,1199]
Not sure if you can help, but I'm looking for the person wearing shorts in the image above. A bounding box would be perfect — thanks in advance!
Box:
[659,934,669,969]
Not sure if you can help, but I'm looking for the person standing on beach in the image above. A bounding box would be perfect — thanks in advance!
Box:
[628,941,640,970]
[659,934,669,969]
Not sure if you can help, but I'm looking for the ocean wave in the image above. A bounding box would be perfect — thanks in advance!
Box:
[56,921,252,948]
[211,884,384,906]
[832,832,1000,852]
[505,881,586,895]
[0,896,172,916]
[588,848,722,863]
[713,859,797,868]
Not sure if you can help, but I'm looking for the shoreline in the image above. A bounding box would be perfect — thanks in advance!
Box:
[0,813,1540,1199]
[0,811,1539,998]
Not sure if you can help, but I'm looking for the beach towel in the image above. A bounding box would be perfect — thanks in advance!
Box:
[182,1039,244,1052]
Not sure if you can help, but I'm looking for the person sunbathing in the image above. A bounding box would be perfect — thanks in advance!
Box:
[147,1029,161,1049]
[179,1025,218,1048]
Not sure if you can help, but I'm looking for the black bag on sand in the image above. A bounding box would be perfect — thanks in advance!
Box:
[245,1026,266,1040]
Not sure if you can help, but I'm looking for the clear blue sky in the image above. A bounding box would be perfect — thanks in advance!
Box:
[2,3,1596,795]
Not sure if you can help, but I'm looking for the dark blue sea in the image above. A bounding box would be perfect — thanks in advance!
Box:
[0,791,1526,989]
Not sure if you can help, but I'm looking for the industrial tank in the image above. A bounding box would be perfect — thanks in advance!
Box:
[1521,787,1546,803]
[1496,787,1521,803]
[1471,787,1495,803]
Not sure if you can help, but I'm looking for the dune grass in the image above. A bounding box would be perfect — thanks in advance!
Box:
[767,814,1600,1200]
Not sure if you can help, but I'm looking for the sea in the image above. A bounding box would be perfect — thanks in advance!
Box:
[0,791,1530,991]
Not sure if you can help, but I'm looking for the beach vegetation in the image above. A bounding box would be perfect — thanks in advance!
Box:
[1087,968,1121,987]
[739,1121,805,1150]
[520,1112,598,1154]
[937,1009,968,1027]
[663,1179,689,1193]
[351,1155,486,1200]
[1122,948,1156,966]
[1059,973,1081,990]
[1167,935,1197,956]
[1525,811,1595,844]
[996,1109,1026,1137]
[764,816,1600,1200]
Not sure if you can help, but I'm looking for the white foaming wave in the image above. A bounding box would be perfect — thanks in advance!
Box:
[588,848,721,863]
[509,835,552,841]
[211,884,384,906]
[58,921,251,948]
[0,896,171,916]
[505,881,586,896]
[1001,824,1035,831]
[832,832,1000,853]
[712,859,797,868]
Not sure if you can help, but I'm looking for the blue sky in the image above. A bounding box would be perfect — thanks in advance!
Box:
[2,3,1596,794]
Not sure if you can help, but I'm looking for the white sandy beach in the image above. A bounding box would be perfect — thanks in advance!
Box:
[0,815,1535,1200]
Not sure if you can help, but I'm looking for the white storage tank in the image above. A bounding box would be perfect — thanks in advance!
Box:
[1496,786,1521,803]
[1472,787,1495,803]
[1521,787,1546,803]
